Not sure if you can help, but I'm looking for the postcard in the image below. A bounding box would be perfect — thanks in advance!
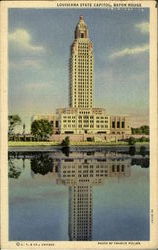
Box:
[0,0,158,249]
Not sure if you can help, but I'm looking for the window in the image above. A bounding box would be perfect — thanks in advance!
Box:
[112,121,115,128]
[112,165,115,172]
[117,121,120,128]
[55,121,59,128]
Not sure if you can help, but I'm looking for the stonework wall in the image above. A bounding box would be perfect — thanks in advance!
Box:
[50,133,131,142]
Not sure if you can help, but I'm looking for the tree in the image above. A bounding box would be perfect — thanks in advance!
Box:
[8,159,22,179]
[128,137,136,145]
[62,146,70,156]
[140,146,147,157]
[140,125,149,135]
[129,146,136,156]
[31,154,53,175]
[61,136,70,147]
[139,136,148,143]
[31,119,53,141]
[8,114,22,139]
[131,125,149,135]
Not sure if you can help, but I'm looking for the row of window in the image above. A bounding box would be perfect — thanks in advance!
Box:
[77,54,92,58]
[62,117,108,121]
[73,54,93,57]
[61,163,127,168]
[75,105,92,108]
[78,50,89,53]
[62,173,109,177]
[74,60,93,64]
[61,165,126,171]
[76,58,93,61]
[74,92,93,95]
[78,44,89,47]
[63,125,76,128]
[74,55,93,58]
[76,102,92,105]
[78,45,89,48]
[96,125,109,128]
[96,120,108,123]
[78,120,94,123]
[74,67,93,70]
[73,72,93,75]
[72,83,93,86]
[74,97,92,100]
[63,124,107,128]
[112,121,125,128]
[79,111,90,114]
[75,68,91,70]
[74,89,92,92]
[73,84,93,87]
[63,169,108,174]
[75,60,93,63]
[73,187,89,190]
[63,116,76,119]
[73,75,92,79]
[74,62,92,65]
[77,41,90,44]
[112,166,125,172]
[62,122,109,127]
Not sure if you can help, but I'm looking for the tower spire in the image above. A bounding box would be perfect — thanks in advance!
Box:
[75,15,89,39]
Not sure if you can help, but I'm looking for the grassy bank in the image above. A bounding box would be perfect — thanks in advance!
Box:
[8,141,60,147]
[8,141,149,147]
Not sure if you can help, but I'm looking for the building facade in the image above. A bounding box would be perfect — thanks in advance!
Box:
[57,107,110,134]
[69,16,94,109]
[32,16,131,138]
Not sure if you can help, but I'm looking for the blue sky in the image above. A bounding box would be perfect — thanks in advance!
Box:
[9,8,149,131]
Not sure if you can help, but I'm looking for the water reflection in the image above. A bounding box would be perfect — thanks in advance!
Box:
[56,153,131,241]
[8,158,24,179]
[9,150,149,241]
[31,155,54,175]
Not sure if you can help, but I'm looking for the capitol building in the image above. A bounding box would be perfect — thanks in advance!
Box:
[33,16,131,141]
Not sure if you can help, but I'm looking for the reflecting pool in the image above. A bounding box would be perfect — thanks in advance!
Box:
[9,149,149,241]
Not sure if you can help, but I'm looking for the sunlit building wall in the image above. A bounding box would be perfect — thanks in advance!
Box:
[69,16,94,109]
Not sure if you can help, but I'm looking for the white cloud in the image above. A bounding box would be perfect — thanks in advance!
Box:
[110,44,149,59]
[135,22,149,34]
[9,28,45,52]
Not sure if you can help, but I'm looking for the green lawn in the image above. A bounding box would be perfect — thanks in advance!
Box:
[8,141,60,147]
[8,140,149,147]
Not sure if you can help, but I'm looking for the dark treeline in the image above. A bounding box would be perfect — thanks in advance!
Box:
[131,125,149,135]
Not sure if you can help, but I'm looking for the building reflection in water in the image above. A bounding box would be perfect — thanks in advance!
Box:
[55,151,131,241]
[11,151,148,241]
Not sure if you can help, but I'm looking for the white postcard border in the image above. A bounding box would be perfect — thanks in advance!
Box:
[0,1,157,249]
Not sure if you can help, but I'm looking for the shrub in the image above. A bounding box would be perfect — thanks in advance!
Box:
[140,146,146,156]
[128,137,136,145]
[129,146,136,156]
[61,136,70,147]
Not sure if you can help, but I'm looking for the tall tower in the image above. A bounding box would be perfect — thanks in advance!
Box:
[69,16,94,109]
